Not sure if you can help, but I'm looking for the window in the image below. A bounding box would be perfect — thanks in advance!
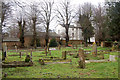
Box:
[72,28,74,31]
[72,33,74,37]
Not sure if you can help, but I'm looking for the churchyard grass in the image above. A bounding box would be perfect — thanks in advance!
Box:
[2,46,118,78]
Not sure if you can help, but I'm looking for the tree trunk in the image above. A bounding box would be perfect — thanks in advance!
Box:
[33,18,37,49]
[18,20,24,48]
[65,24,69,46]
[84,37,88,47]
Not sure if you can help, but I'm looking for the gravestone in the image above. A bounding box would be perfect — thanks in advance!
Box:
[58,45,61,50]
[78,48,85,69]
[92,42,97,56]
[62,51,67,60]
[39,59,45,65]
[76,45,78,49]
[2,43,7,60]
[45,46,47,56]
[19,52,22,58]
[15,45,17,52]
[109,55,116,61]
[25,55,31,62]
[101,42,105,47]
[49,50,51,56]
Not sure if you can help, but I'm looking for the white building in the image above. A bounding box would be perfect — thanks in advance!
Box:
[55,24,83,40]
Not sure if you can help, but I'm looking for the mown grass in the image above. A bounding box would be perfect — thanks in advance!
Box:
[2,46,118,78]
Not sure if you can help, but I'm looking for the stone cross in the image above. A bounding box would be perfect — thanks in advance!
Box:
[78,48,85,69]
[92,42,97,56]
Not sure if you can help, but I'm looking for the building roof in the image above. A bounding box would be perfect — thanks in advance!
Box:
[3,37,20,42]
[60,24,82,28]
[24,32,60,38]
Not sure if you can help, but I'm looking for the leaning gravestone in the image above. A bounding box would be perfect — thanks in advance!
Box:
[92,42,97,56]
[62,51,67,60]
[78,48,85,69]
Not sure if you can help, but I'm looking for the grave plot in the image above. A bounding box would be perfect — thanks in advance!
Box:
[2,61,33,68]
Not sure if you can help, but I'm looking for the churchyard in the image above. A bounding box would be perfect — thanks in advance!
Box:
[1,44,119,78]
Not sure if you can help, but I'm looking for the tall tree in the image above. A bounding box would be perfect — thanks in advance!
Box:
[14,0,27,47]
[56,0,76,46]
[93,4,106,44]
[106,1,120,41]
[77,3,94,47]
[40,0,54,54]
[28,2,41,49]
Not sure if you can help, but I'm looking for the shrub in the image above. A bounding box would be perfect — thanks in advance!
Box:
[49,38,58,47]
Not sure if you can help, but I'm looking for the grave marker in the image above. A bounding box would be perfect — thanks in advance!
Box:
[92,42,97,56]
[2,43,7,60]
[62,51,67,60]
[19,52,22,58]
[78,48,85,69]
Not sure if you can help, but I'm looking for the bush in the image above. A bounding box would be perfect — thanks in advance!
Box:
[49,38,58,47]
[31,38,41,47]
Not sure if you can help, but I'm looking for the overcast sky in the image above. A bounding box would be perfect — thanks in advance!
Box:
[7,0,105,31]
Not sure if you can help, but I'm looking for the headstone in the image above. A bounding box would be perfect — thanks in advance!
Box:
[101,42,105,47]
[2,43,7,60]
[62,51,67,60]
[15,45,17,52]
[25,55,31,62]
[58,45,61,50]
[19,52,22,58]
[49,50,51,56]
[72,44,74,49]
[109,55,116,61]
[78,48,85,69]
[45,46,47,56]
[76,45,78,49]
[92,42,97,56]
[39,59,45,65]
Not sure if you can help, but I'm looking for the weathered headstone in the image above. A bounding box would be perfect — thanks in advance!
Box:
[76,45,78,49]
[2,43,7,60]
[58,45,61,50]
[92,42,97,56]
[19,52,22,58]
[101,42,105,47]
[62,51,67,60]
[72,44,74,49]
[109,55,116,61]
[49,50,51,56]
[15,45,17,52]
[25,55,31,62]
[39,59,45,65]
[78,48,85,69]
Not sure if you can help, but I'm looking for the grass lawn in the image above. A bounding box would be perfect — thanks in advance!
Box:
[2,46,118,78]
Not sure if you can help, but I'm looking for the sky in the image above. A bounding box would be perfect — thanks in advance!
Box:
[5,0,105,32]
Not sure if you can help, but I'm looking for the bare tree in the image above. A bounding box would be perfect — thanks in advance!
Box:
[40,0,54,55]
[13,0,27,48]
[77,3,94,47]
[93,4,106,44]
[56,0,76,46]
[27,2,42,49]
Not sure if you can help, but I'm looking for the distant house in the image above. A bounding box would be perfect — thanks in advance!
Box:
[2,31,60,48]
[55,24,83,40]
[55,24,95,43]
[24,32,60,47]
[3,37,20,48]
